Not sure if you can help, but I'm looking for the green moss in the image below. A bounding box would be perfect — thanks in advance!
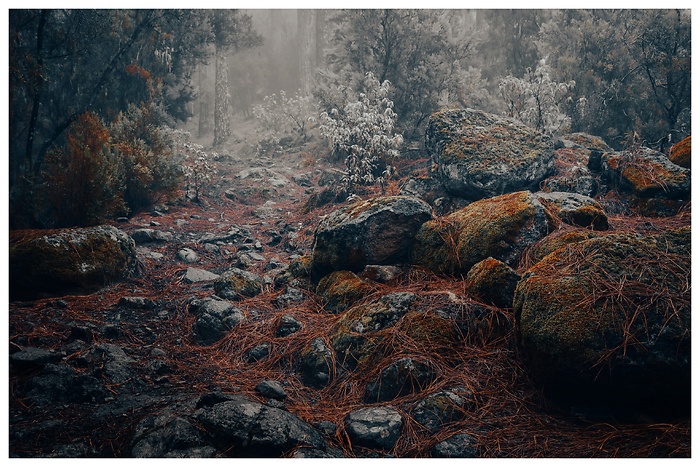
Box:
[317,270,375,313]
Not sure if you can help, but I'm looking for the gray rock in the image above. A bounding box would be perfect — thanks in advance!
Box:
[300,337,334,389]
[276,314,302,337]
[10,347,65,371]
[311,196,433,279]
[119,296,158,309]
[360,265,403,283]
[189,296,244,345]
[274,286,306,308]
[196,395,325,456]
[344,406,403,450]
[430,433,479,458]
[213,267,263,300]
[536,191,609,230]
[365,357,437,402]
[25,364,107,406]
[131,411,216,458]
[131,228,173,244]
[182,267,220,284]
[412,389,475,432]
[177,248,199,263]
[256,380,287,400]
[426,108,555,200]
[245,343,271,363]
[91,343,136,384]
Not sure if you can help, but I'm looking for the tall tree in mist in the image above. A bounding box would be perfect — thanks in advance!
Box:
[298,10,317,96]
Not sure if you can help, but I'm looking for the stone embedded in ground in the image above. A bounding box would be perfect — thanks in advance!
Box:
[118,296,158,309]
[25,363,107,406]
[256,380,287,400]
[412,388,475,433]
[668,135,690,168]
[316,270,375,313]
[331,292,418,370]
[359,265,404,283]
[10,347,65,371]
[464,257,521,309]
[130,228,173,244]
[131,410,216,458]
[430,433,479,458]
[514,227,691,414]
[344,406,403,450]
[183,267,220,284]
[246,343,271,363]
[274,286,306,308]
[425,108,555,200]
[300,337,334,389]
[365,357,437,402]
[177,247,199,263]
[275,314,302,337]
[196,395,325,456]
[213,267,263,300]
[413,191,554,275]
[9,225,137,300]
[189,296,245,345]
[536,191,609,230]
[310,195,432,279]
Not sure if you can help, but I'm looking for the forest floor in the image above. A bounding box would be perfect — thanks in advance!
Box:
[7,115,692,458]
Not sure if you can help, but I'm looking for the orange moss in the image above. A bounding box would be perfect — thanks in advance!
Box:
[668,136,690,168]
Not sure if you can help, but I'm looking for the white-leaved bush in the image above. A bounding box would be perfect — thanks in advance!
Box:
[252,90,315,157]
[498,63,576,136]
[318,72,403,193]
[172,130,218,202]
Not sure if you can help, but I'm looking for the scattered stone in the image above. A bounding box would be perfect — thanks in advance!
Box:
[311,195,432,279]
[412,389,474,432]
[245,343,271,363]
[137,247,164,260]
[426,108,555,200]
[119,296,158,309]
[90,344,136,384]
[300,337,334,389]
[189,296,245,345]
[464,257,521,308]
[25,363,107,406]
[365,357,437,402]
[430,433,479,458]
[276,314,302,337]
[213,267,263,300]
[10,347,65,371]
[131,409,216,458]
[196,395,325,456]
[177,248,199,263]
[131,228,173,244]
[204,243,220,254]
[256,380,287,400]
[359,265,403,284]
[275,286,306,308]
[344,406,403,450]
[182,267,220,284]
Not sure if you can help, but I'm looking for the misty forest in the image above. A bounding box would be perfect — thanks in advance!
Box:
[8,9,691,458]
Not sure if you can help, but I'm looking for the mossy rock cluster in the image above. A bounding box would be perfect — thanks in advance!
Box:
[310,196,432,280]
[464,257,521,309]
[527,228,602,265]
[9,225,137,300]
[425,108,555,200]
[514,227,691,413]
[413,191,554,274]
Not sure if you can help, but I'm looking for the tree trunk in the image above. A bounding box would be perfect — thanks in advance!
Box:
[213,44,231,147]
[198,63,212,137]
[297,10,316,96]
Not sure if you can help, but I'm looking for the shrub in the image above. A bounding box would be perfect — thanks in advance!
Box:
[252,90,316,156]
[172,130,218,202]
[110,103,181,213]
[41,112,125,227]
[318,72,403,194]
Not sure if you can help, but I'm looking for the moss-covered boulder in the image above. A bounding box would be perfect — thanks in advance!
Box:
[535,191,609,230]
[602,147,690,200]
[213,267,262,300]
[668,135,690,168]
[316,270,376,313]
[528,228,603,266]
[310,196,432,280]
[413,191,554,274]
[464,257,521,309]
[426,108,555,200]
[514,227,691,414]
[10,225,137,300]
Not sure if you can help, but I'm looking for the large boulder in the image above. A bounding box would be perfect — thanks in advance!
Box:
[413,191,554,274]
[602,147,690,200]
[9,225,137,300]
[514,227,691,415]
[426,108,555,200]
[311,196,432,279]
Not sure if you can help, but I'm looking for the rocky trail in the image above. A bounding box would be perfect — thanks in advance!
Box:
[8,111,691,458]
